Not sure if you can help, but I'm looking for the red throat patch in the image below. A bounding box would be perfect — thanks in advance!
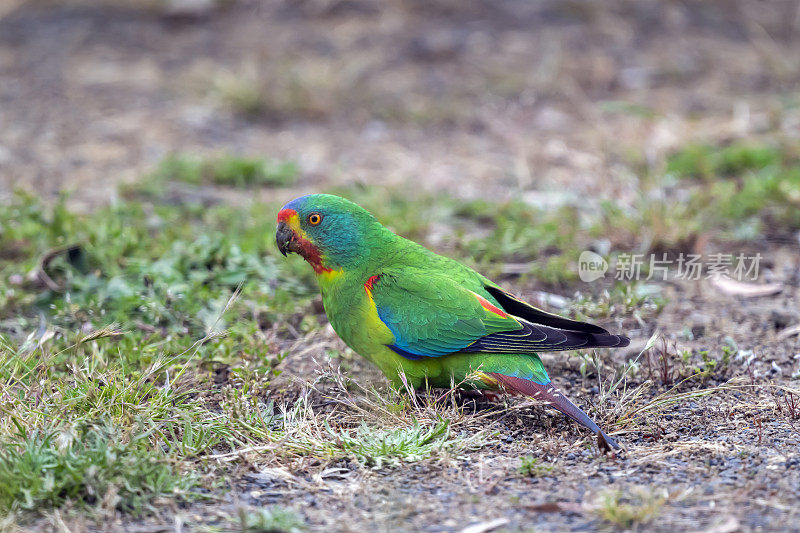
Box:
[298,238,331,274]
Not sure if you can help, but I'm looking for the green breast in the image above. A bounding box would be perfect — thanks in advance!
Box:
[319,274,389,362]
[318,273,444,386]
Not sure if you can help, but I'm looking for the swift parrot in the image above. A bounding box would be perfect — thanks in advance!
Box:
[276,194,629,451]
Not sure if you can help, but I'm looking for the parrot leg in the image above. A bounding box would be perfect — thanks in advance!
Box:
[455,389,504,402]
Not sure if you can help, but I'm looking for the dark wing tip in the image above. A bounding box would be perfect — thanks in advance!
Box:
[484,286,633,344]
[589,333,630,349]
[484,286,611,335]
[462,324,631,354]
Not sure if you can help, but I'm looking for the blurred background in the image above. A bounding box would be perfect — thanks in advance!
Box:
[2,0,799,209]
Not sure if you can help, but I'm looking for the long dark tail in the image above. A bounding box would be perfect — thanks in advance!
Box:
[486,373,620,452]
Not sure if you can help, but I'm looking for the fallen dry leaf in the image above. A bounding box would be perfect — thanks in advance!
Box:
[459,518,510,533]
[777,324,800,341]
[710,276,783,298]
[525,502,585,513]
[690,516,740,533]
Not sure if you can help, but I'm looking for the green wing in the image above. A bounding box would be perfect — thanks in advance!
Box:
[368,269,521,360]
[369,269,631,360]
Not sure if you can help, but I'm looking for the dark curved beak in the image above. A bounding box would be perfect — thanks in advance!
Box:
[276,221,296,257]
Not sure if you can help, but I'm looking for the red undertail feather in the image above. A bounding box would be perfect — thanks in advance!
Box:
[486,373,620,452]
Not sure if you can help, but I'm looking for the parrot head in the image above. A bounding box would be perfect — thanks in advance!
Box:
[276,194,381,273]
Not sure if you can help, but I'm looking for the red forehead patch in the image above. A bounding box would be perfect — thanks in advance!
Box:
[277,208,297,222]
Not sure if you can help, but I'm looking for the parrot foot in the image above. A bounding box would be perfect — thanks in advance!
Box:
[455,389,504,403]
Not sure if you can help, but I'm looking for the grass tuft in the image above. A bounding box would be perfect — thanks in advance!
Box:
[237,506,305,533]
[667,142,783,180]
[330,420,453,468]
[153,154,299,188]
[0,424,191,515]
[517,456,554,478]
[593,487,665,529]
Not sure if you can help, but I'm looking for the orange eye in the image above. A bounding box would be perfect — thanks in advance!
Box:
[307,213,322,226]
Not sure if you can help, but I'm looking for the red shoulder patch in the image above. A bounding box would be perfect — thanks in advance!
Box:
[364,275,381,293]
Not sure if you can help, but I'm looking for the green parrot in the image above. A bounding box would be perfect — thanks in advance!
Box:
[276,194,629,450]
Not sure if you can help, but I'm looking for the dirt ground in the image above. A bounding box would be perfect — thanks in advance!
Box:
[2,1,800,531]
